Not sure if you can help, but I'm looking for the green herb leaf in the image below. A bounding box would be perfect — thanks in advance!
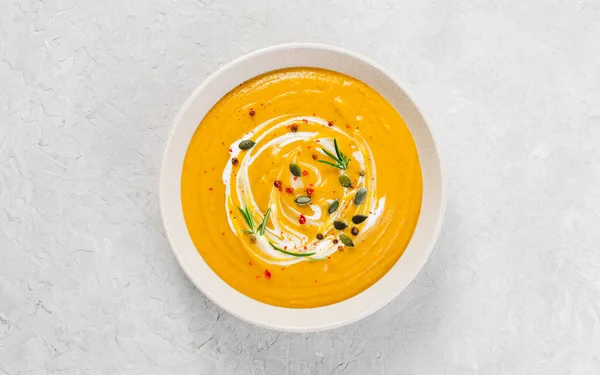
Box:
[328,199,339,214]
[318,138,351,170]
[334,139,341,160]
[258,207,271,236]
[269,242,316,257]
[318,160,339,168]
[321,148,339,161]
[245,207,254,229]
[237,205,254,231]
[339,233,354,247]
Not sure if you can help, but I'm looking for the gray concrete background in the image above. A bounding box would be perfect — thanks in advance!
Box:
[1,0,600,374]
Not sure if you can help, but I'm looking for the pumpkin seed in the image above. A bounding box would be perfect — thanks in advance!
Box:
[238,140,255,150]
[354,187,367,205]
[338,174,352,188]
[328,199,339,214]
[294,195,312,206]
[333,221,348,230]
[339,233,354,247]
[290,163,302,177]
[352,215,368,224]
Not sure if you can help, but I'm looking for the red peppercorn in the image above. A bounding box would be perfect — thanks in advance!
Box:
[328,121,334,127]
[312,153,318,160]
[306,187,314,195]
[333,239,339,244]
[285,187,294,194]
[249,109,255,116]
[274,180,282,188]
[231,157,239,166]
[264,269,271,279]
[290,124,298,132]
[299,214,306,224]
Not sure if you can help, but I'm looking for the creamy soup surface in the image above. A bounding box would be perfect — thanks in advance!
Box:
[181,68,422,308]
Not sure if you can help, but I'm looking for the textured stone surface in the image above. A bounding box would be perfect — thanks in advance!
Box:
[1,0,600,373]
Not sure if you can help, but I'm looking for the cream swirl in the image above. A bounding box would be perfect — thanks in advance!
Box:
[223,115,383,266]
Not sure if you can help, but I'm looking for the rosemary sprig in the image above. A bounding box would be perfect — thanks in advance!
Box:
[257,208,271,236]
[238,205,271,236]
[318,139,351,170]
[269,242,316,257]
[237,205,254,232]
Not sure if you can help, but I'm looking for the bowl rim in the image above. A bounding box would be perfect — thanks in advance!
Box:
[159,43,446,332]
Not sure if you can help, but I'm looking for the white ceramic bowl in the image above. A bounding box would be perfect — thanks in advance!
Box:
[160,44,446,332]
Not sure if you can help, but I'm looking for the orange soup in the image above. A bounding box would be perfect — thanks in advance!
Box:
[181,68,422,308]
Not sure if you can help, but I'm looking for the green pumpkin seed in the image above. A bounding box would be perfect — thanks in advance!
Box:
[354,187,367,205]
[328,199,339,215]
[294,195,312,206]
[290,163,302,177]
[352,215,368,224]
[339,233,354,247]
[338,174,352,188]
[333,221,348,230]
[238,140,255,150]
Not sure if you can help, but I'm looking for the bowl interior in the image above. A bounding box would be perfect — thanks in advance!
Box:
[160,44,445,332]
